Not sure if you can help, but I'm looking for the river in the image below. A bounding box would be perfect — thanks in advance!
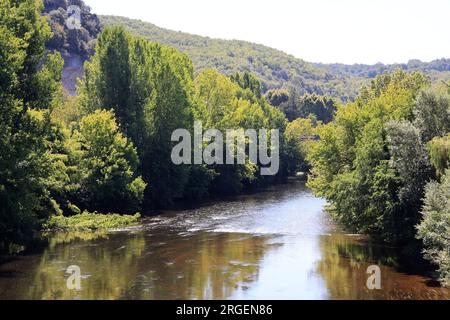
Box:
[0,180,448,300]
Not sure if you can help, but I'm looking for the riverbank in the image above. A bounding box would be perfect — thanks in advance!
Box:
[43,212,141,232]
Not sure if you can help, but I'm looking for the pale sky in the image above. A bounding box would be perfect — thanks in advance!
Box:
[84,0,450,65]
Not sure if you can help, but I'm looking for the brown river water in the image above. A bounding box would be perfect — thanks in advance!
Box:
[0,181,448,300]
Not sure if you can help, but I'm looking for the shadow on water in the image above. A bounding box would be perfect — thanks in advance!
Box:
[0,180,448,300]
[316,235,449,300]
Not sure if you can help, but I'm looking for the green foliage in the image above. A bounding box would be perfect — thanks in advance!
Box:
[79,26,132,124]
[280,92,337,123]
[79,26,194,207]
[306,69,449,282]
[193,69,240,127]
[140,43,194,206]
[51,89,82,124]
[77,109,146,213]
[386,121,432,206]
[428,134,450,178]
[414,89,450,142]
[264,89,290,107]
[284,118,317,174]
[183,165,217,202]
[1,0,63,109]
[0,0,63,250]
[44,211,141,231]
[417,170,450,287]
[193,69,289,194]
[79,27,294,204]
[230,72,262,98]
[307,70,432,244]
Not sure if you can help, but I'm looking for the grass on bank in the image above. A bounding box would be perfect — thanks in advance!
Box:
[43,212,141,232]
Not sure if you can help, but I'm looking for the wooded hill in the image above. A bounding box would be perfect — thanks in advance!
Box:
[100,15,450,101]
[42,1,450,101]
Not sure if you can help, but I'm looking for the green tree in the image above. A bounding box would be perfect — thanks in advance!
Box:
[141,44,194,207]
[296,93,336,123]
[428,134,450,178]
[278,92,337,123]
[77,110,146,213]
[264,89,290,107]
[414,89,450,142]
[79,26,133,132]
[230,72,262,98]
[0,0,63,250]
[417,170,450,287]
[307,70,430,245]
[79,27,194,207]
[416,118,450,288]
[386,121,432,206]
[194,70,256,195]
[284,118,317,175]
[193,69,288,194]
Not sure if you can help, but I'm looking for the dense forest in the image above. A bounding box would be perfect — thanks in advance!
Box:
[100,15,450,102]
[0,0,449,289]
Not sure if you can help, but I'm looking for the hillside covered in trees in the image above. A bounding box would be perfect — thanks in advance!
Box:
[100,15,450,101]
[41,2,450,101]
[98,15,363,101]
[314,59,450,85]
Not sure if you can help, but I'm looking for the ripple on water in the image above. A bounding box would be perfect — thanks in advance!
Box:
[1,181,448,300]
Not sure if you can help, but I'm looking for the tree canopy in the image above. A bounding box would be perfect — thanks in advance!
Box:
[0,0,63,249]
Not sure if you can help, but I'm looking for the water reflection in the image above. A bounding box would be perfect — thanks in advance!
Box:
[0,232,277,300]
[123,233,276,300]
[316,235,450,300]
[0,181,448,300]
